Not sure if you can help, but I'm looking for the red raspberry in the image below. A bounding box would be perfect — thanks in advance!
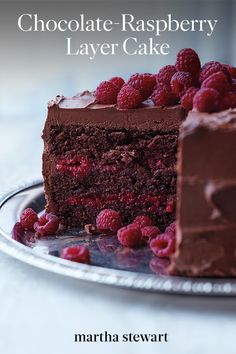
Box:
[95,81,119,104]
[156,65,177,86]
[150,234,175,258]
[171,71,194,97]
[151,85,178,106]
[141,226,160,241]
[12,222,25,243]
[56,156,92,178]
[165,199,175,213]
[175,48,201,77]
[132,215,153,228]
[109,76,125,90]
[193,88,220,113]
[96,209,122,233]
[117,225,142,247]
[180,87,199,110]
[60,245,90,264]
[199,61,231,83]
[20,208,38,231]
[117,85,143,109]
[219,92,236,111]
[201,71,231,95]
[224,65,236,79]
[34,212,59,236]
[127,73,156,100]
[232,79,236,92]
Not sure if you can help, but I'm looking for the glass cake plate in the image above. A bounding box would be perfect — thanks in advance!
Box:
[0,180,236,296]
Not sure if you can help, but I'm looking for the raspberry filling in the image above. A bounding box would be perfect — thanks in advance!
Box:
[66,192,173,211]
[56,156,92,178]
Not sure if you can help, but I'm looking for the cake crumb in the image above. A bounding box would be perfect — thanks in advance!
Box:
[84,224,99,235]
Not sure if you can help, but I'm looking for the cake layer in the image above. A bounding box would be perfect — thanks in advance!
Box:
[43,125,177,229]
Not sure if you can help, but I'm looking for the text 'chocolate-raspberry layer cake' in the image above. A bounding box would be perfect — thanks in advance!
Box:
[42,48,236,277]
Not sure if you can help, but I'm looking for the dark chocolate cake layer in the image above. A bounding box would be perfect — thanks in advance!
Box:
[169,109,236,277]
[43,92,186,229]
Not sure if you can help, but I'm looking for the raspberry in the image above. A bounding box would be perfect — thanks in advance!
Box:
[141,226,160,241]
[201,71,231,95]
[180,87,199,110]
[199,61,231,83]
[225,65,236,79]
[127,73,156,100]
[165,199,175,213]
[156,65,177,86]
[117,85,143,109]
[193,88,220,113]
[56,156,92,178]
[151,85,178,106]
[109,76,125,90]
[12,222,25,243]
[132,215,153,228]
[171,71,194,97]
[117,225,142,247]
[175,48,201,77]
[96,209,122,233]
[219,91,236,111]
[20,208,38,231]
[60,245,90,264]
[95,80,119,104]
[34,212,59,236]
[150,233,175,258]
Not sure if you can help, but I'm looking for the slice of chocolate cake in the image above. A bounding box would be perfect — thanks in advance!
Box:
[42,92,186,229]
[170,109,236,277]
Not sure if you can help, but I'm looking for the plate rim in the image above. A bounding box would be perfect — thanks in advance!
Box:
[0,179,236,297]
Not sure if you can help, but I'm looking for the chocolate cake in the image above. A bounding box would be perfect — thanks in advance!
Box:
[42,92,186,230]
[170,109,236,276]
[41,46,236,277]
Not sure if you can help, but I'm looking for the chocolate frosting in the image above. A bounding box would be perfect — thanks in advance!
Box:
[205,181,236,224]
[181,109,236,138]
[44,92,186,133]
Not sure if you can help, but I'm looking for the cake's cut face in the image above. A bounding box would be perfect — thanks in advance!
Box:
[42,92,186,230]
[170,109,236,277]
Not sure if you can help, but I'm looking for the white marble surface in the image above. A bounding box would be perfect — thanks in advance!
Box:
[0,118,236,354]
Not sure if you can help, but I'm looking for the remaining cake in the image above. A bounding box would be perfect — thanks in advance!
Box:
[170,109,236,276]
[42,92,186,230]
